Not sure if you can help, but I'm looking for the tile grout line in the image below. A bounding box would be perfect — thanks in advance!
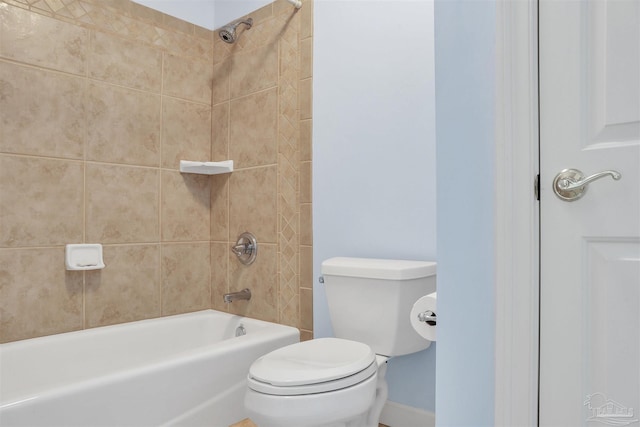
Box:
[276,25,282,325]
[159,50,166,317]
[82,30,91,331]
[214,37,219,309]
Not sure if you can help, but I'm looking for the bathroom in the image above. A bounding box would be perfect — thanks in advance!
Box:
[1,0,436,423]
[1,0,638,426]
[0,1,436,422]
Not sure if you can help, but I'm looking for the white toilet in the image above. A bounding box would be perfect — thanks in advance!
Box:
[244,257,437,427]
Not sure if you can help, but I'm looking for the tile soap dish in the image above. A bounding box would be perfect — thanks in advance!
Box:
[179,160,233,175]
[65,244,105,271]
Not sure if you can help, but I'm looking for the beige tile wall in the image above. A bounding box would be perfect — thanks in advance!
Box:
[209,0,314,341]
[0,0,313,343]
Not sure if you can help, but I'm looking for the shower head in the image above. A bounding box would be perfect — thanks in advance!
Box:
[218,18,253,44]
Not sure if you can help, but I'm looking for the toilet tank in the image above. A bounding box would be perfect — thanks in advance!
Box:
[322,257,437,357]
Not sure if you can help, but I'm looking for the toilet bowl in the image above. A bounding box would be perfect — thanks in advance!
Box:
[245,338,388,427]
[244,257,436,427]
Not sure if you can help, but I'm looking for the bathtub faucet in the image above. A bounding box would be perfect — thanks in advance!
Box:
[223,288,252,303]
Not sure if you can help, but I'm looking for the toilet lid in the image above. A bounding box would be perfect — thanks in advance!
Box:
[248,338,376,388]
[248,360,377,396]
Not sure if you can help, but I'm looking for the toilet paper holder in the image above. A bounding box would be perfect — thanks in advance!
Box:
[417,310,437,326]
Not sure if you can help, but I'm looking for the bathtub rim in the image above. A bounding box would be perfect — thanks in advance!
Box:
[0,309,300,408]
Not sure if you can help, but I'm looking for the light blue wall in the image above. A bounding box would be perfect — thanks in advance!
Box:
[132,0,272,30]
[434,0,496,425]
[312,0,437,413]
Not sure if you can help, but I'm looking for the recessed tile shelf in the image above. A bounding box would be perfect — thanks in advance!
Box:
[179,160,234,175]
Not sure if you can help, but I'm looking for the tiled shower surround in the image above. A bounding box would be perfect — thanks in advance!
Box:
[0,0,313,343]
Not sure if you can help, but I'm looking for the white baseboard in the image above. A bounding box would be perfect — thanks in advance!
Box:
[379,401,435,427]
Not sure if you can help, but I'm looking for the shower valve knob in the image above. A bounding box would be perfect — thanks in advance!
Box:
[231,232,258,265]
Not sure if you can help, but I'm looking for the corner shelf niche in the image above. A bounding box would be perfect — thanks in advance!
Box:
[179,160,233,175]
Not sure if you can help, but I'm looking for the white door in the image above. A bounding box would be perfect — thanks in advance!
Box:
[539,0,640,425]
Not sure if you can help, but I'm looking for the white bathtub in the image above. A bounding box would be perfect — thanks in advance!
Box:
[0,310,299,426]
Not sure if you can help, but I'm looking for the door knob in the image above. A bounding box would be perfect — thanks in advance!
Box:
[553,168,622,201]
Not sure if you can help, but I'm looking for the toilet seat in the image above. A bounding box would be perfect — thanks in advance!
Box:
[247,338,377,396]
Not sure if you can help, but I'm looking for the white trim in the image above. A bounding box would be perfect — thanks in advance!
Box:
[379,401,435,427]
[494,0,540,426]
